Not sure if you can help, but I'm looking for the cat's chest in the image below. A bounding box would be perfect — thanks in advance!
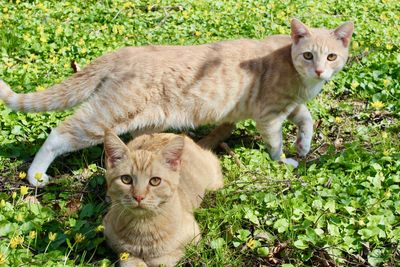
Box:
[300,80,324,102]
[118,222,175,257]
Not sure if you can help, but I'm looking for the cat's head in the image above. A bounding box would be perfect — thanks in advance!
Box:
[103,131,184,215]
[290,19,354,81]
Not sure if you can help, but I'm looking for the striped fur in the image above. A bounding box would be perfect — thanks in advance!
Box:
[103,132,223,267]
[0,55,113,112]
[0,19,353,186]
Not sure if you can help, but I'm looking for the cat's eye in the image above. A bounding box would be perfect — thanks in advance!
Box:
[149,177,162,186]
[303,52,313,60]
[327,53,337,61]
[120,175,133,184]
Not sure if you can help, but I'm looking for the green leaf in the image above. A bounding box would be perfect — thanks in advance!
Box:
[293,239,308,250]
[327,223,340,236]
[79,204,95,219]
[210,238,225,250]
[273,218,289,233]
[0,222,17,236]
[257,247,269,256]
[324,200,336,213]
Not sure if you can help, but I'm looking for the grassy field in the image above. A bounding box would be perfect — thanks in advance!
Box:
[0,0,399,266]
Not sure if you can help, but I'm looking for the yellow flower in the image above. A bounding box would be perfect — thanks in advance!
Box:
[48,232,57,241]
[112,25,125,35]
[119,252,130,261]
[81,48,87,54]
[36,86,46,92]
[18,171,27,179]
[10,236,24,248]
[352,41,359,49]
[29,231,37,240]
[386,44,393,50]
[383,79,390,87]
[0,253,6,265]
[96,225,105,233]
[246,238,256,249]
[351,81,359,89]
[280,153,286,159]
[55,26,63,36]
[34,172,43,182]
[194,31,201,37]
[78,38,85,46]
[23,33,31,41]
[0,199,5,208]
[276,10,285,19]
[11,192,17,200]
[29,54,38,61]
[364,47,369,53]
[15,213,24,222]
[123,2,134,9]
[20,186,29,196]
[335,117,343,124]
[371,101,384,109]
[382,132,388,139]
[40,34,48,43]
[74,233,85,243]
[277,26,286,34]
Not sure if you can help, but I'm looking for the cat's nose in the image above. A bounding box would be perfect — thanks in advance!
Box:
[315,69,323,77]
[134,195,145,203]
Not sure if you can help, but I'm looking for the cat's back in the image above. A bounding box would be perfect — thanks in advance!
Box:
[112,38,278,66]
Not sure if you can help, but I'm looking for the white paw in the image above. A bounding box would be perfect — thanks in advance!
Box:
[296,137,311,157]
[27,171,49,187]
[280,158,299,168]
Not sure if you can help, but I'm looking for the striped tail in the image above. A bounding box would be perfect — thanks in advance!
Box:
[0,55,112,112]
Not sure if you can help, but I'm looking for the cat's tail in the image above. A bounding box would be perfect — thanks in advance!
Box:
[0,55,112,112]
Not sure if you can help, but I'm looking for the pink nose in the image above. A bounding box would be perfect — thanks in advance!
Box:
[315,69,323,76]
[134,195,144,203]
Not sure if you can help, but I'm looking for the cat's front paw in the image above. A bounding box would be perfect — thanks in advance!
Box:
[119,257,148,267]
[296,135,311,157]
[280,157,299,168]
[27,171,49,187]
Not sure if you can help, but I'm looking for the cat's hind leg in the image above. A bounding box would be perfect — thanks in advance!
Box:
[197,123,235,150]
[27,116,104,187]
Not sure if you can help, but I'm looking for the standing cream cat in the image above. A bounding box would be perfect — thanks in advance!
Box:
[0,19,353,186]
[102,131,223,267]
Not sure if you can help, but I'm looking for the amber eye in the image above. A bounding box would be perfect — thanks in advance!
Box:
[149,177,162,186]
[120,175,133,184]
[303,52,313,60]
[327,53,337,61]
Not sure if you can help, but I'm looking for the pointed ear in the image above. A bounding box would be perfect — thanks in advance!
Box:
[333,21,354,47]
[161,136,184,171]
[104,130,129,168]
[291,18,311,44]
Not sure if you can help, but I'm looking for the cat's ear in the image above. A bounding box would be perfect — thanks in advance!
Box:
[161,136,184,171]
[104,130,129,168]
[333,21,354,47]
[291,18,311,44]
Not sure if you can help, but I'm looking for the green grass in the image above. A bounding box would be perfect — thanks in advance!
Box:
[0,0,399,266]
